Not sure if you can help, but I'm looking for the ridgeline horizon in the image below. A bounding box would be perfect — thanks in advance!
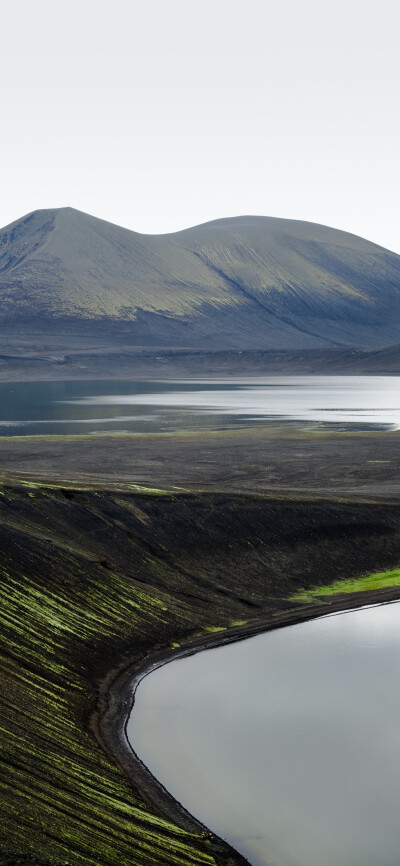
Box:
[1,206,400,350]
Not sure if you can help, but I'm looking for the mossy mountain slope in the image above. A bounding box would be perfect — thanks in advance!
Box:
[1,209,400,348]
[3,484,400,865]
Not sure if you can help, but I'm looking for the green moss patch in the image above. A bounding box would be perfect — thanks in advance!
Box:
[291,568,400,602]
[203,626,226,633]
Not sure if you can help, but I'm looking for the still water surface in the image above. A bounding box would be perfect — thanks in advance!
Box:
[128,602,400,866]
[1,375,400,435]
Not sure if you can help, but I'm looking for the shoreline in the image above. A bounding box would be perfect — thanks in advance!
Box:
[3,343,400,383]
[3,370,400,385]
[94,585,400,866]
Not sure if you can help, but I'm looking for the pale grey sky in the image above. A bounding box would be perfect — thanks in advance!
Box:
[1,0,399,251]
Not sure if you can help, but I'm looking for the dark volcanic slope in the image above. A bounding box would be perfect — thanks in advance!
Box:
[3,483,400,866]
[1,208,400,348]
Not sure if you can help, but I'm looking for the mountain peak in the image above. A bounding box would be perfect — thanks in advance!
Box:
[0,209,399,350]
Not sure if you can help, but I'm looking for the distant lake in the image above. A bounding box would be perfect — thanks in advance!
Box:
[128,602,400,866]
[1,376,400,435]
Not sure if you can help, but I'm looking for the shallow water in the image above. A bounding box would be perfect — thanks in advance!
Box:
[1,375,400,435]
[128,602,400,866]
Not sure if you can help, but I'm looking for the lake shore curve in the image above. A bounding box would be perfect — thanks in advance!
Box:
[94,584,400,866]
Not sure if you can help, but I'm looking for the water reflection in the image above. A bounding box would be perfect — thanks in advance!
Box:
[0,376,400,435]
[129,603,400,866]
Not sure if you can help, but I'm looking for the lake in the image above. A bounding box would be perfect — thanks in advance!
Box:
[128,602,400,866]
[1,375,400,435]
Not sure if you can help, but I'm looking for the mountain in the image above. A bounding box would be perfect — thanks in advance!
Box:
[1,207,400,349]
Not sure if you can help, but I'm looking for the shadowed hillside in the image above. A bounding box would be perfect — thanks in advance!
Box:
[1,209,400,349]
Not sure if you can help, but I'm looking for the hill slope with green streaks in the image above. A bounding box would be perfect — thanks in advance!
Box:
[3,485,400,864]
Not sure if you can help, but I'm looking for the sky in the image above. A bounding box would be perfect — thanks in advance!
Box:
[1,0,400,252]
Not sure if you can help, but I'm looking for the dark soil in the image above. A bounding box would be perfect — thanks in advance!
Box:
[1,423,400,500]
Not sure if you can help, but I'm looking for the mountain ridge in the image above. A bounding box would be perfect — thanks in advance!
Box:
[1,207,400,349]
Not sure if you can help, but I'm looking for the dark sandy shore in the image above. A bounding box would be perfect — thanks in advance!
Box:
[2,343,400,382]
[2,422,400,500]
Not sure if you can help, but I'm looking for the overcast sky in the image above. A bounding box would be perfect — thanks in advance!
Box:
[1,0,399,251]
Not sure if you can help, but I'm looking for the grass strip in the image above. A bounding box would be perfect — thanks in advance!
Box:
[291,568,400,602]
